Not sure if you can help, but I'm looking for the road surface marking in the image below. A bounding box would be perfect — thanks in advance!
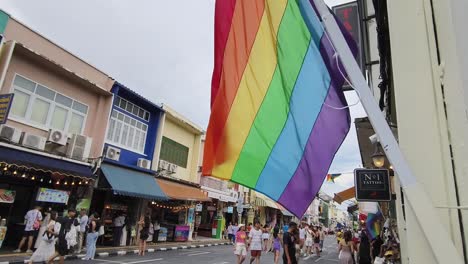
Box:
[127,259,163,264]
[95,259,124,264]
[188,252,211,256]
[179,250,209,255]
[315,257,323,262]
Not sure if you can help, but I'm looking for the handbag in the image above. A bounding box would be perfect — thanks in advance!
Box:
[33,211,41,230]
[98,225,105,236]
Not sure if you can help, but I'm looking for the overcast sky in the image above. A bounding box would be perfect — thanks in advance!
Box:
[0,0,364,197]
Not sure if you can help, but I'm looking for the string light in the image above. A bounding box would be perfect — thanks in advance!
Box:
[78,181,82,185]
[64,181,68,185]
[40,178,43,182]
[55,180,60,185]
[3,167,7,171]
[49,179,52,184]
[13,170,17,175]
[21,173,26,178]
[31,176,35,180]
[71,181,75,186]
[85,181,89,184]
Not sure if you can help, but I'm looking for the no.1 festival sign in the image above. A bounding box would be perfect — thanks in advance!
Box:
[354,169,391,202]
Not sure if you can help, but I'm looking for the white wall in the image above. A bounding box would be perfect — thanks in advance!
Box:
[387,0,466,263]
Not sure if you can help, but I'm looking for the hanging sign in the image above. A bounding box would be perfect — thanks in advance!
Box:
[0,93,14,125]
[195,203,203,212]
[332,2,363,91]
[354,169,391,202]
[227,206,234,213]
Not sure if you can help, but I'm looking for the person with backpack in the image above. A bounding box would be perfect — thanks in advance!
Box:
[82,213,101,260]
[47,209,79,264]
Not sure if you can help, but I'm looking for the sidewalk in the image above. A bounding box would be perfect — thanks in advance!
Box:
[0,239,230,264]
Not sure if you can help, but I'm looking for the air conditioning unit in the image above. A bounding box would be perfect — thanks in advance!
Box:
[105,146,121,161]
[20,132,46,150]
[0,125,22,144]
[67,134,92,161]
[137,158,151,170]
[158,160,168,170]
[168,163,178,173]
[47,129,67,146]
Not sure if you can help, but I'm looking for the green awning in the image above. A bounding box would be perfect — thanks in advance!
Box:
[101,164,167,200]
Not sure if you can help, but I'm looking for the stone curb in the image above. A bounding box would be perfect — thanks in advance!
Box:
[4,242,231,264]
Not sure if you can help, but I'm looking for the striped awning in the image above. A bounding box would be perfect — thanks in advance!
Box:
[253,192,278,209]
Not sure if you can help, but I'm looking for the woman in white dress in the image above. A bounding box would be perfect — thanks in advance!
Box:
[28,211,57,264]
[34,209,50,249]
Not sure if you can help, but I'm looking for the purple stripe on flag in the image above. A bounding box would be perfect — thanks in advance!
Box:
[278,23,356,217]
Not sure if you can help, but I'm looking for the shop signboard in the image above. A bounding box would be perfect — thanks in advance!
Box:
[36,188,70,204]
[354,169,391,201]
[174,225,190,242]
[195,203,203,212]
[158,227,168,242]
[76,198,91,211]
[187,208,194,224]
[227,206,233,213]
[0,93,14,125]
[0,189,15,203]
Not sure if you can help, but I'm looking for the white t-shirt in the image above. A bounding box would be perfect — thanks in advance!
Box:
[227,225,233,235]
[24,209,42,231]
[79,215,88,233]
[248,228,263,250]
[299,228,306,240]
[305,229,313,240]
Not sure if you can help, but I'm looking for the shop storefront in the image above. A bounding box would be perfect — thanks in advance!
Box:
[0,144,95,249]
[91,163,167,246]
[152,178,211,241]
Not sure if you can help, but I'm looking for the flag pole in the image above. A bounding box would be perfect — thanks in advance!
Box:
[313,0,463,262]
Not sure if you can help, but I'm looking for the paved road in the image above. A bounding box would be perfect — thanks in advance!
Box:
[67,236,340,264]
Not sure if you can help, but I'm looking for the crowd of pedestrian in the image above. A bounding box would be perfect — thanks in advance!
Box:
[227,221,329,264]
[336,228,400,264]
[10,205,164,263]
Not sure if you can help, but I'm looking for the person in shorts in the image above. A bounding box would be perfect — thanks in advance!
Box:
[312,226,321,257]
[272,227,282,264]
[262,224,270,251]
[299,223,306,256]
[234,224,247,264]
[14,206,42,253]
[248,222,263,264]
[304,225,313,256]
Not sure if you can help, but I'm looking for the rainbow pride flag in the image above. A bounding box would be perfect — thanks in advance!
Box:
[326,173,342,183]
[203,0,357,217]
[366,212,383,239]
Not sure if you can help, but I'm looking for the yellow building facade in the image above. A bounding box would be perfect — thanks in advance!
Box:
[152,104,204,184]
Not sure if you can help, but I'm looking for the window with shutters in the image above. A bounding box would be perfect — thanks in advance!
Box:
[160,136,189,168]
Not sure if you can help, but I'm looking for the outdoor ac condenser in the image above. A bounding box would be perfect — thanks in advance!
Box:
[67,134,92,161]
[20,132,46,150]
[0,125,22,144]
